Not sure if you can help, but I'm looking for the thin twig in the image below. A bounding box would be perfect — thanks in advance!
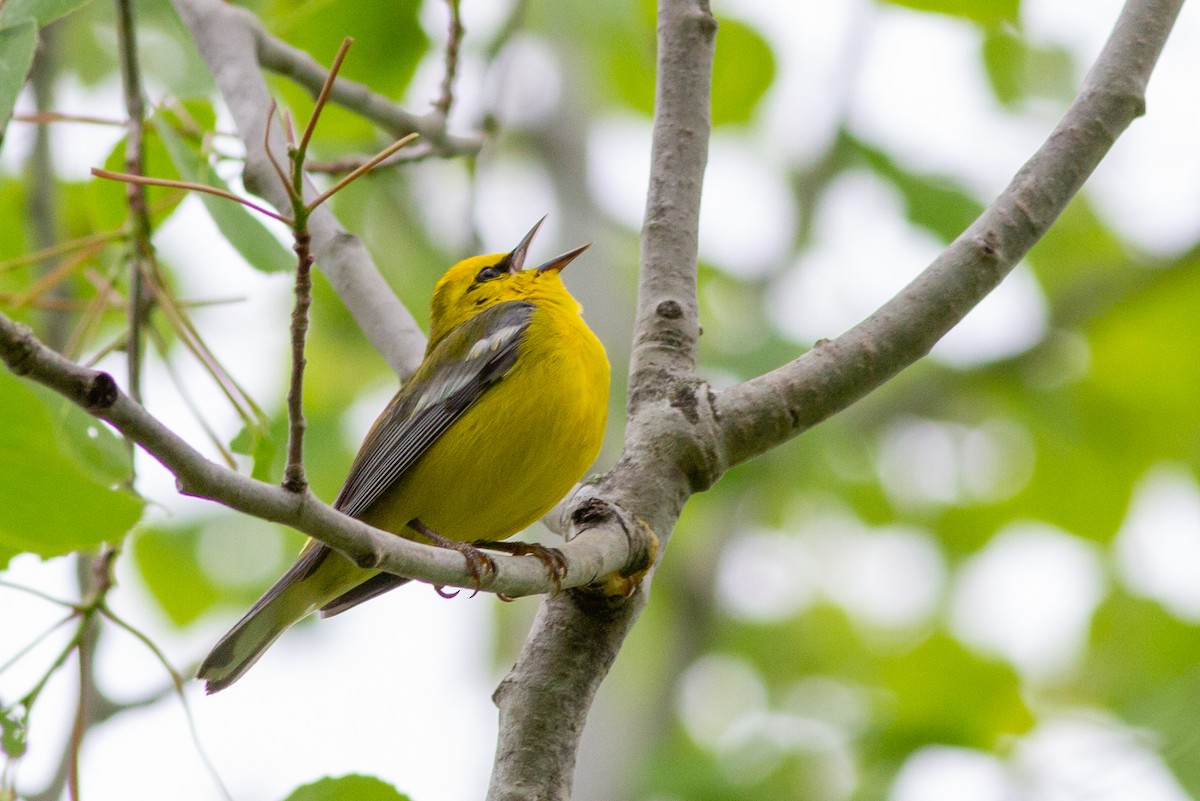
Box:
[0,230,128,274]
[433,0,464,120]
[150,276,267,422]
[280,37,359,492]
[114,0,153,407]
[100,606,234,800]
[0,291,119,309]
[282,44,350,501]
[263,101,295,202]
[147,325,238,468]
[0,613,76,678]
[297,37,353,159]
[66,614,94,801]
[0,580,74,608]
[90,168,292,224]
[12,111,126,128]
[304,132,419,211]
[282,227,312,493]
[9,240,108,309]
[304,142,440,174]
[64,266,123,362]
[25,26,69,350]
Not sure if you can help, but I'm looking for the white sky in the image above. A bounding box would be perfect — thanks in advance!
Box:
[3,1,1200,800]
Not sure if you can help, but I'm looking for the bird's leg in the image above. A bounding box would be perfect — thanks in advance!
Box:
[408,518,496,596]
[471,539,568,593]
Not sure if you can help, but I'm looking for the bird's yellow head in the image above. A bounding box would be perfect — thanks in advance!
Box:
[427,217,589,350]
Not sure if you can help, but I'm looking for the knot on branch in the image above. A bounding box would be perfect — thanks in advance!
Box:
[680,0,718,37]
[570,495,617,531]
[84,372,119,410]
[655,299,683,319]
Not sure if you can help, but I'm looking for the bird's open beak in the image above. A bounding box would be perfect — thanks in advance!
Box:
[508,216,547,273]
[535,242,590,274]
[508,216,590,274]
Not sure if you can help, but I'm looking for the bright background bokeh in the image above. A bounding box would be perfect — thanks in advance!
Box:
[2,1,1200,800]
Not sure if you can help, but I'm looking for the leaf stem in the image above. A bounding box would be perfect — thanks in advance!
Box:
[89,168,292,224]
[304,133,418,212]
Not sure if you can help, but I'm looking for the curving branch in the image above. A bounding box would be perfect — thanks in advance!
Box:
[171,0,430,379]
[713,0,1186,469]
[0,312,653,598]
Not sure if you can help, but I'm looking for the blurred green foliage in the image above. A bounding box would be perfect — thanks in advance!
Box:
[885,0,1019,27]
[2,0,1199,800]
[281,774,413,801]
[0,372,142,568]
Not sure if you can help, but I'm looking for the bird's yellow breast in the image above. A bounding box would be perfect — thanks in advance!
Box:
[359,302,609,542]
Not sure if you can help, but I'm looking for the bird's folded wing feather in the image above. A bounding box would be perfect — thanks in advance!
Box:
[332,300,535,520]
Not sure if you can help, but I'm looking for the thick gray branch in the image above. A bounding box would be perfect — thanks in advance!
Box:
[715,0,1186,470]
[489,590,643,801]
[626,0,715,411]
[487,1,716,799]
[0,312,650,597]
[172,0,426,378]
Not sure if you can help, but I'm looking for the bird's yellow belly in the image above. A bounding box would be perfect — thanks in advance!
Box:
[360,310,608,543]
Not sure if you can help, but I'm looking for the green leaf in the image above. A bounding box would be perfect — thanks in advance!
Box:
[880,633,1034,749]
[280,775,411,801]
[603,12,656,116]
[264,0,426,103]
[230,424,278,483]
[884,0,1020,27]
[1,706,27,759]
[0,371,144,568]
[1082,594,1200,796]
[0,0,93,26]
[983,29,1076,107]
[849,136,984,242]
[0,178,29,262]
[0,21,37,131]
[53,402,133,486]
[601,12,776,125]
[1086,257,1200,457]
[1025,194,1128,298]
[981,28,1022,105]
[131,523,219,627]
[1084,594,1200,712]
[152,108,293,274]
[711,18,775,127]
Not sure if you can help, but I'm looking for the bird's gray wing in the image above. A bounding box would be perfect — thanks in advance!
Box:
[331,300,535,520]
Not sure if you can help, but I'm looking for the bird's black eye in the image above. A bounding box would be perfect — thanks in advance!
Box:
[475,254,511,283]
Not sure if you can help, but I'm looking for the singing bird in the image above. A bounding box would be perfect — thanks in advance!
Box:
[197,218,610,693]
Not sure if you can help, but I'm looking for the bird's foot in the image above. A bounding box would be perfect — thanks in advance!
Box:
[472,539,568,593]
[409,519,496,596]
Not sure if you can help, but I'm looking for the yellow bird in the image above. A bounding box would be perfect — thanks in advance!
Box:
[197,218,610,693]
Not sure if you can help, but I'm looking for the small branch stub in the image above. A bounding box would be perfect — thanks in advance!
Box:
[84,372,119,410]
